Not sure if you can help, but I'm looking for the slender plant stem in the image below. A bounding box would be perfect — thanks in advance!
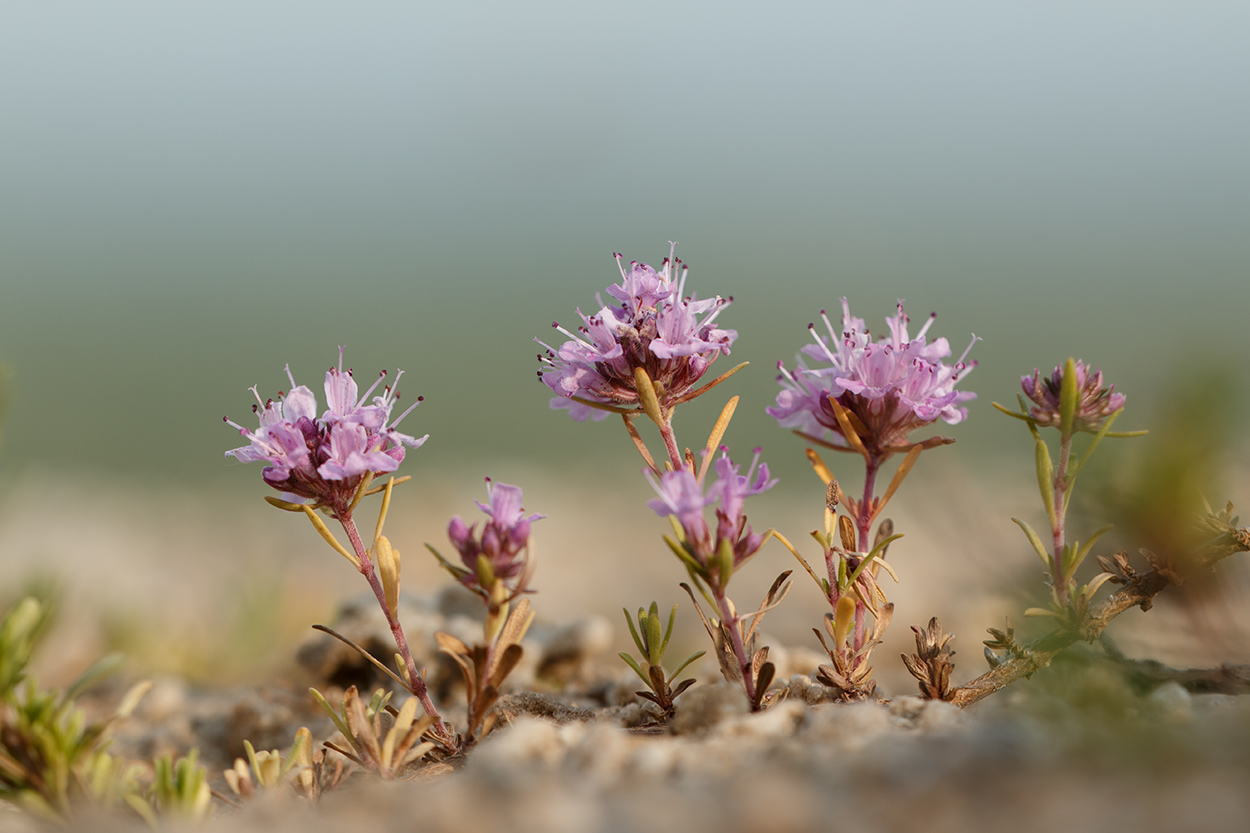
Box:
[657,416,685,472]
[857,457,880,552]
[851,455,881,655]
[1051,433,1073,604]
[338,512,449,737]
[712,587,757,707]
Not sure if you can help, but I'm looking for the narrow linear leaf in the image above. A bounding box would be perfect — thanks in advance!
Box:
[699,396,739,484]
[618,652,650,686]
[1035,437,1056,525]
[991,401,1034,422]
[623,608,647,656]
[1059,357,1078,438]
[622,414,660,475]
[1012,518,1052,569]
[301,506,360,569]
[877,445,924,516]
[827,396,869,460]
[671,361,749,406]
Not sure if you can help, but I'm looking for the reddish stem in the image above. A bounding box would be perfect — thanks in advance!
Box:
[712,586,758,708]
[338,512,449,737]
[851,456,881,656]
[657,416,686,472]
[1051,432,1073,605]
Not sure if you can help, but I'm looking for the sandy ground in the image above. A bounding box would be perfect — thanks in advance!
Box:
[3,457,1250,831]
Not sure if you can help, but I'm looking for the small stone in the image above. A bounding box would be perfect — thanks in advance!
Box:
[785,674,836,705]
[717,700,806,739]
[1149,681,1193,723]
[672,681,750,735]
[473,715,564,772]
[888,695,927,723]
[534,615,613,683]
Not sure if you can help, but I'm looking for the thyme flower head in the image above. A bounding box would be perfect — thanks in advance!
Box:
[448,480,545,589]
[224,348,427,512]
[769,299,978,457]
[647,448,777,582]
[537,244,737,421]
[1021,360,1125,433]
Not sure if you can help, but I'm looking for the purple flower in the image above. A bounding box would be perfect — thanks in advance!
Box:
[768,299,978,458]
[537,244,737,421]
[447,480,544,591]
[1021,361,1125,433]
[646,448,776,584]
[224,348,427,512]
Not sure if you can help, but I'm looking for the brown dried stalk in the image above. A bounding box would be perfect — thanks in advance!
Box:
[434,598,533,748]
[901,617,956,701]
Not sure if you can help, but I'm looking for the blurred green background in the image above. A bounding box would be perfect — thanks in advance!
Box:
[2,1,1247,490]
[1,1,1249,688]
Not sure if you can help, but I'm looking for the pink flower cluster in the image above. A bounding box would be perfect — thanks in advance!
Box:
[1021,361,1125,433]
[448,480,545,590]
[537,246,736,421]
[224,349,427,512]
[769,299,978,457]
[646,448,777,582]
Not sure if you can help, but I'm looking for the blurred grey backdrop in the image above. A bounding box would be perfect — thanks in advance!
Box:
[1,1,1247,491]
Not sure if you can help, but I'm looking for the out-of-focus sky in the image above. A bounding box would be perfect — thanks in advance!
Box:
[1,1,1247,491]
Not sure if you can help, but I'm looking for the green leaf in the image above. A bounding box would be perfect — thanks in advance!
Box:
[1034,437,1056,525]
[1070,408,1121,480]
[308,688,350,743]
[617,652,650,686]
[1060,542,1078,580]
[992,401,1034,422]
[864,533,904,565]
[1012,518,1052,570]
[1072,525,1114,571]
[644,606,664,666]
[1059,357,1078,438]
[670,650,706,680]
[623,608,646,656]
[660,604,677,659]
[715,538,735,589]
